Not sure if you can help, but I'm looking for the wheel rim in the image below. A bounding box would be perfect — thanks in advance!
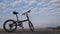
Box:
[29,23,34,31]
[4,20,17,32]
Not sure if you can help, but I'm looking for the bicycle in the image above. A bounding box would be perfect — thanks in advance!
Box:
[3,10,34,32]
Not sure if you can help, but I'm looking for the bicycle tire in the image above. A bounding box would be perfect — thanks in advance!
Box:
[28,21,34,32]
[3,20,17,32]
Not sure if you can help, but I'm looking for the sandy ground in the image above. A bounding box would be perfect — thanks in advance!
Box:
[0,29,60,34]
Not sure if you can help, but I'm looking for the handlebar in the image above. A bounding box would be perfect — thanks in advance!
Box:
[22,10,31,15]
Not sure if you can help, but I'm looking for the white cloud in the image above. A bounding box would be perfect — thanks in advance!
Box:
[12,0,37,7]
[0,3,9,13]
[0,3,7,9]
[37,0,60,7]
[12,0,22,6]
[23,0,36,3]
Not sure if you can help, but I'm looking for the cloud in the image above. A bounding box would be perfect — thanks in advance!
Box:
[12,0,37,8]
[12,0,21,6]
[19,0,60,15]
[23,0,36,3]
[0,3,9,13]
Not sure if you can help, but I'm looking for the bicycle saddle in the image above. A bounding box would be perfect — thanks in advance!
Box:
[13,11,18,14]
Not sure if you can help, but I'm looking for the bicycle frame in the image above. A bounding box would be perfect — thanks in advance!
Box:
[15,14,28,22]
[15,10,31,26]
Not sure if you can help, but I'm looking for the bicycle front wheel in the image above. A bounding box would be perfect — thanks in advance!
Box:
[3,20,17,32]
[28,21,34,32]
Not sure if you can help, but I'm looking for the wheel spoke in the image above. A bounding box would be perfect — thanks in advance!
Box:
[3,20,17,32]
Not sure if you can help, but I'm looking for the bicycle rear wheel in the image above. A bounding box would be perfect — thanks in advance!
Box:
[3,20,17,32]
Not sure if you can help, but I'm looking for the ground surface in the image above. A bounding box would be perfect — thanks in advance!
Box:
[0,32,60,34]
[0,29,60,34]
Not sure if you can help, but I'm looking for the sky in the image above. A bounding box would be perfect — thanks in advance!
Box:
[0,0,60,29]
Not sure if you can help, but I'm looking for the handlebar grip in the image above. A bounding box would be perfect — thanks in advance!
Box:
[27,10,31,13]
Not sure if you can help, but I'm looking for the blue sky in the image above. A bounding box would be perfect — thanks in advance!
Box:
[0,0,60,29]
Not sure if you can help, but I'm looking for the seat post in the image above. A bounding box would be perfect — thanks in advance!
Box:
[16,14,19,22]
